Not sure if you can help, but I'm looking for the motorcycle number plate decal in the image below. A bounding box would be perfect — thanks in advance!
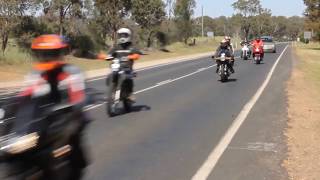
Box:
[111,63,120,70]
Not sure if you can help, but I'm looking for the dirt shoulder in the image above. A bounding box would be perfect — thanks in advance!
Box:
[284,43,320,180]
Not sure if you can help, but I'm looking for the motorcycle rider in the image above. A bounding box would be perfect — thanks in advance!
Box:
[15,34,89,179]
[107,28,142,102]
[224,36,235,70]
[240,38,252,57]
[251,37,265,60]
[214,39,234,73]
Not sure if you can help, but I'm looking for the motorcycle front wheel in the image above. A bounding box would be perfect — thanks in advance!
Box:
[107,83,117,117]
[219,65,228,82]
[121,80,132,113]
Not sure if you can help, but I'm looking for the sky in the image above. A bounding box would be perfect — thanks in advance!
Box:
[194,0,306,18]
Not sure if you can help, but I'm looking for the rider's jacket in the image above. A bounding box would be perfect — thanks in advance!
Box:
[214,46,232,58]
[18,61,86,115]
[108,42,141,70]
[252,40,264,53]
[227,43,234,55]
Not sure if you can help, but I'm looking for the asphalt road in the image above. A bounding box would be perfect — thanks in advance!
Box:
[81,43,291,180]
[0,43,292,180]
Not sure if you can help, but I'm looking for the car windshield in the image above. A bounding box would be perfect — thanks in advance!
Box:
[261,37,273,42]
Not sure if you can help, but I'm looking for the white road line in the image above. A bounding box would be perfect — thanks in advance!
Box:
[86,55,214,82]
[157,79,172,85]
[191,45,289,180]
[134,65,216,94]
[83,64,216,111]
[84,102,107,112]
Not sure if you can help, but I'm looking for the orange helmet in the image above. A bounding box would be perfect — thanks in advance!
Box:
[31,34,68,50]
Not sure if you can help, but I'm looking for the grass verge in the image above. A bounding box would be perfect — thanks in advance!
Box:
[0,37,224,83]
[284,42,320,180]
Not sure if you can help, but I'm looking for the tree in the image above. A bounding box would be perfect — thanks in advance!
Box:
[287,16,305,40]
[94,0,132,42]
[0,0,36,55]
[37,0,85,35]
[174,0,196,44]
[303,0,320,40]
[131,0,166,47]
[232,0,263,39]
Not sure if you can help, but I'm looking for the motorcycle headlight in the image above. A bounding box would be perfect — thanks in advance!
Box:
[111,63,120,69]
[0,133,39,154]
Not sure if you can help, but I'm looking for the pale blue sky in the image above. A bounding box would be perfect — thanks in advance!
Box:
[194,0,306,17]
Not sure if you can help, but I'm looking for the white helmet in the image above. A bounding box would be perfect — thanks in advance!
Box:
[224,36,231,41]
[117,28,132,44]
[221,39,227,44]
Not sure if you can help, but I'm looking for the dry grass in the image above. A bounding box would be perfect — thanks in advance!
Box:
[0,37,223,82]
[284,42,320,180]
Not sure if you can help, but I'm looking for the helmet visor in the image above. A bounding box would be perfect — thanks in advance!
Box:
[118,33,129,38]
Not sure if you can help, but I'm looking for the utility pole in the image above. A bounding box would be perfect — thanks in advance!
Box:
[201,5,204,37]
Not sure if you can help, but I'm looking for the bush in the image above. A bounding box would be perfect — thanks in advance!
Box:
[70,35,96,58]
[14,16,54,51]
[156,31,168,47]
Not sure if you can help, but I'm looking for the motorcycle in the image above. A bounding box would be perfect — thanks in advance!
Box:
[0,102,88,180]
[241,44,251,60]
[214,53,232,82]
[106,56,134,117]
[252,46,263,64]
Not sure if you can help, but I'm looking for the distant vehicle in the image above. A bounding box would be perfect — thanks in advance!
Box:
[261,36,276,53]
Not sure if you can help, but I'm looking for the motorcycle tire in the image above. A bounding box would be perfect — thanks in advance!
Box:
[220,65,228,82]
[120,80,132,113]
[68,137,87,180]
[123,99,132,113]
[107,83,117,117]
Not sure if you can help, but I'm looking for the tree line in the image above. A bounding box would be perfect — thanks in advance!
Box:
[195,0,305,42]
[0,0,318,59]
[0,0,199,57]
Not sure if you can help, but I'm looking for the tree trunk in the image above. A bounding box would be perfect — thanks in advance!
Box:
[59,6,64,35]
[184,38,188,45]
[1,33,8,56]
[147,31,153,48]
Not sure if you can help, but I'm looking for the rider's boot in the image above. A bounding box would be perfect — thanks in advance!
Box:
[229,61,235,73]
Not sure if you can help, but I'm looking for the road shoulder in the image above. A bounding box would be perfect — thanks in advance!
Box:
[0,52,212,90]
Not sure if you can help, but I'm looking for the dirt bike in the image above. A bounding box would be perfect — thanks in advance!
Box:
[105,56,135,117]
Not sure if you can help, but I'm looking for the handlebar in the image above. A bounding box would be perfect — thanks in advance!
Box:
[105,54,140,61]
[212,56,232,60]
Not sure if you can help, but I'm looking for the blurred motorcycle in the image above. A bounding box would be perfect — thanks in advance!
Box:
[0,90,101,180]
[105,56,135,117]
